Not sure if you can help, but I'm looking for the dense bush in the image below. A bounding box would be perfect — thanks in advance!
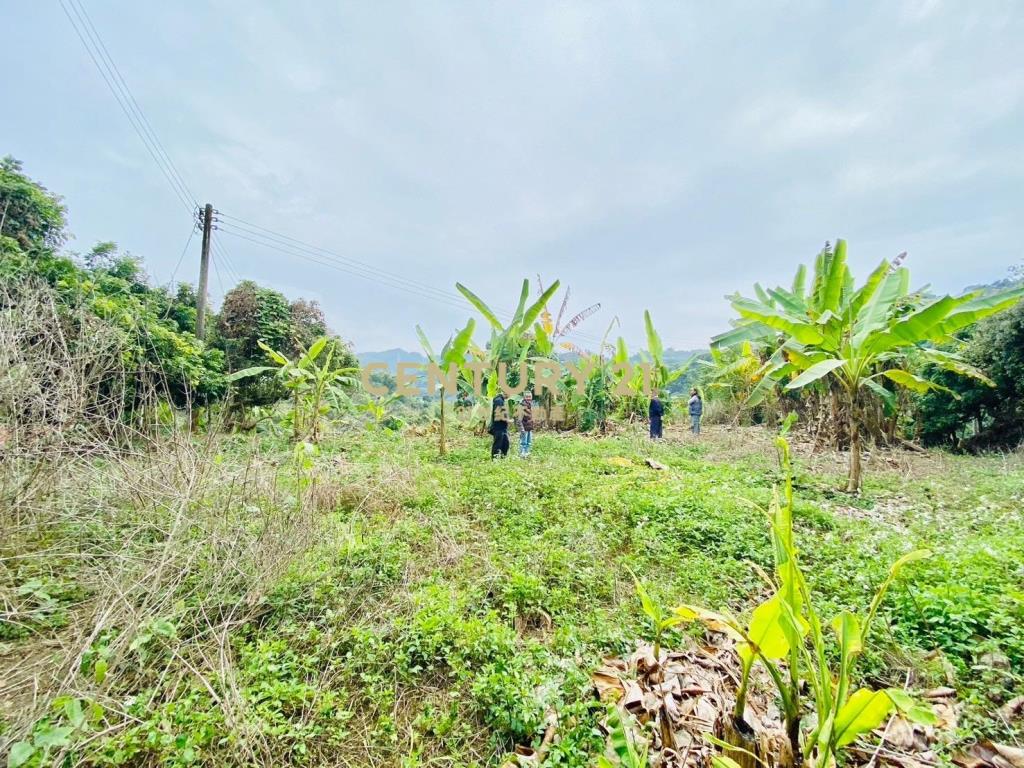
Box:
[916,297,1024,450]
[1,157,357,429]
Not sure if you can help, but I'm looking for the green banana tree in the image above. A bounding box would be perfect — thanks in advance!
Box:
[699,342,772,423]
[644,310,693,393]
[456,278,560,403]
[416,318,476,456]
[676,433,937,768]
[226,337,359,442]
[712,240,1023,490]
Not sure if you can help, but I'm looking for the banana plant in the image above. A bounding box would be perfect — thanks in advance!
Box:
[457,277,561,373]
[711,240,1023,490]
[634,577,684,664]
[226,337,358,442]
[700,342,771,419]
[535,275,602,347]
[416,318,475,456]
[362,391,401,428]
[674,433,937,768]
[457,278,560,425]
[644,310,695,393]
[597,704,648,768]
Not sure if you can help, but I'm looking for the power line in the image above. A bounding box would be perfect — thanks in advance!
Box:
[66,0,197,209]
[217,215,605,345]
[59,0,195,214]
[218,213,472,307]
[210,248,227,297]
[218,225,475,313]
[166,222,198,287]
[211,237,241,286]
[60,3,608,347]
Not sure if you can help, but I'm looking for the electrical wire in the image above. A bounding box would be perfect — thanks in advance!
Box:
[167,223,197,287]
[59,0,195,214]
[217,215,605,345]
[210,247,227,298]
[211,239,242,286]
[218,213,473,307]
[218,226,475,313]
[60,3,607,347]
[66,0,198,209]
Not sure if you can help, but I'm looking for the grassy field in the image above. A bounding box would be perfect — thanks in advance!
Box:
[2,423,1022,766]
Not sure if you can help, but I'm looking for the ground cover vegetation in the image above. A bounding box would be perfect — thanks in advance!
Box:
[3,159,1023,766]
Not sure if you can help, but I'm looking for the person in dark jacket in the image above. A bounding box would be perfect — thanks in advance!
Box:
[489,394,510,458]
[688,388,703,435]
[649,392,664,439]
[517,390,534,457]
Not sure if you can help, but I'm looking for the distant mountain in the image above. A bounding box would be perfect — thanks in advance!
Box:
[963,273,1023,295]
[663,347,707,365]
[357,346,708,369]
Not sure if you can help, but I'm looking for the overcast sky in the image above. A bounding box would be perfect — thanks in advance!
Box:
[3,1,1022,351]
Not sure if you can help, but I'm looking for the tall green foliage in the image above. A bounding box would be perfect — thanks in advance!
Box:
[916,297,1024,449]
[675,432,937,767]
[1,158,224,413]
[416,318,476,455]
[712,240,1023,490]
[0,156,66,251]
[456,278,560,399]
[227,337,358,442]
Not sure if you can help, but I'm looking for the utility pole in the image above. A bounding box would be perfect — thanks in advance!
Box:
[195,203,213,339]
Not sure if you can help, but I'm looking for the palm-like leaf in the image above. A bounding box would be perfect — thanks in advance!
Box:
[456,282,503,330]
[711,238,1023,489]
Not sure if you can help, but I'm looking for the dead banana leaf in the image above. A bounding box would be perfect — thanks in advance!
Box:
[955,741,1024,768]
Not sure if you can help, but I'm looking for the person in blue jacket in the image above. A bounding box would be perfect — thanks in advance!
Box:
[648,392,664,439]
[688,388,703,435]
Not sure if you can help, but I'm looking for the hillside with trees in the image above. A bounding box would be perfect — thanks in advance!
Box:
[2,159,1023,767]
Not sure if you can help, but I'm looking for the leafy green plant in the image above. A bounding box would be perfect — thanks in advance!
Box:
[674,433,938,766]
[362,391,401,428]
[597,704,648,768]
[227,336,358,442]
[8,697,102,768]
[644,310,694,393]
[712,240,1023,489]
[634,577,683,664]
[416,318,475,455]
[457,278,560,402]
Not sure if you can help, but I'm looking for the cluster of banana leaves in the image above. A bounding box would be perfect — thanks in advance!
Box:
[711,239,1023,411]
[673,426,938,767]
[226,336,359,442]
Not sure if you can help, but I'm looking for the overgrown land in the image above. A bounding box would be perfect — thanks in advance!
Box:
[2,157,1024,766]
[3,425,1022,766]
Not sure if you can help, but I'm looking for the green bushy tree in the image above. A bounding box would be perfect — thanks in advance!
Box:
[713,240,1023,490]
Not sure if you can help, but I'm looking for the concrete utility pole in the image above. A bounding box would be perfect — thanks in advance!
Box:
[195,203,213,339]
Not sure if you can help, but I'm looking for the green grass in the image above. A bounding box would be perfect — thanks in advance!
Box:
[2,423,1022,766]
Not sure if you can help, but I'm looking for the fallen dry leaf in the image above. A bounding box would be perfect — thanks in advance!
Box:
[1000,695,1024,722]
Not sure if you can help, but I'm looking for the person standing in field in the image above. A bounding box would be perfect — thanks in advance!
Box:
[648,392,663,439]
[688,388,703,435]
[489,393,510,458]
[518,390,534,457]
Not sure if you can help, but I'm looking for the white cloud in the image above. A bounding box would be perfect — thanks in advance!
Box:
[738,97,873,150]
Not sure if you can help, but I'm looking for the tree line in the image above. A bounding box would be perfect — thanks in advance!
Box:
[0,156,357,435]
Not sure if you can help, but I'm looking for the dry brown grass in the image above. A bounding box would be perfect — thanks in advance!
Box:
[0,429,357,764]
